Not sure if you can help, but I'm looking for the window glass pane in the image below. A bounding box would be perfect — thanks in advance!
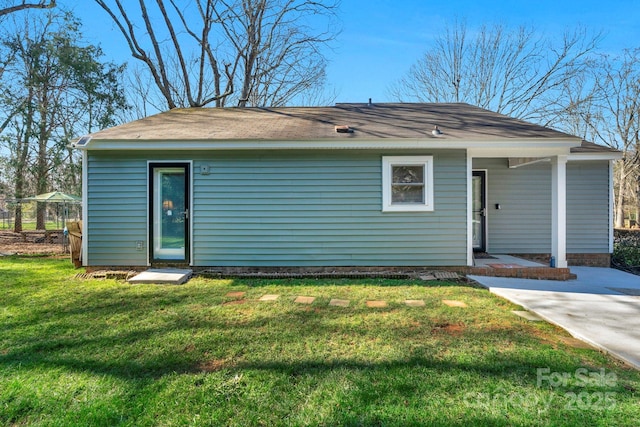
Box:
[392,184,424,204]
[392,165,424,184]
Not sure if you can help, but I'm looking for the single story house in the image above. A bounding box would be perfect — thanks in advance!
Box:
[73,103,621,270]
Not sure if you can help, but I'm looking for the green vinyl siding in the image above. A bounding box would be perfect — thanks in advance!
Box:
[474,158,610,255]
[86,155,148,266]
[86,149,468,267]
[479,158,551,253]
[192,150,466,266]
[567,161,610,253]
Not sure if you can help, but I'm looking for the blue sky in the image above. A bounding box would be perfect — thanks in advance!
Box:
[63,0,640,105]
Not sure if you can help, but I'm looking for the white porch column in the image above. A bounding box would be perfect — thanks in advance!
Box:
[551,155,568,268]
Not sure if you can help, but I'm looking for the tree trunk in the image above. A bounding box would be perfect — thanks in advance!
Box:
[13,179,24,233]
[13,204,22,233]
[615,178,625,228]
[36,204,46,229]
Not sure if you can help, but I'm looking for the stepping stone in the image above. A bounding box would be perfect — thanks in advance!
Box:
[294,296,315,304]
[419,274,437,281]
[329,298,350,307]
[405,299,425,307]
[442,299,468,308]
[226,291,246,298]
[128,268,192,285]
[512,310,543,321]
[259,294,280,302]
[366,300,387,308]
[434,271,459,280]
[222,299,247,306]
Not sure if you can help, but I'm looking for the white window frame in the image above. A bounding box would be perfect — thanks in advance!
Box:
[382,156,434,212]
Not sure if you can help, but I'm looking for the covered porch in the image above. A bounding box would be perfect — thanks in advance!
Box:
[469,253,575,280]
[466,145,618,272]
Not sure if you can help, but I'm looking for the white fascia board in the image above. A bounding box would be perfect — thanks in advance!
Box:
[467,146,573,158]
[506,151,622,167]
[77,137,581,152]
[567,152,623,161]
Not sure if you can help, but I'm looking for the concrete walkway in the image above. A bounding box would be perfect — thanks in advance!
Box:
[469,267,640,370]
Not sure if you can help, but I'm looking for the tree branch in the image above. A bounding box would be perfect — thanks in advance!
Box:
[0,1,56,18]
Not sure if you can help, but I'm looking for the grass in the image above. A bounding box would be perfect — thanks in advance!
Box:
[1,257,639,426]
[0,220,66,231]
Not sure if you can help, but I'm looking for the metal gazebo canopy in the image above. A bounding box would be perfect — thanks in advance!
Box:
[25,191,81,203]
[24,191,81,227]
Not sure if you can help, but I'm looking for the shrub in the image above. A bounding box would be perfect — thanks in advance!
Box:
[613,229,640,268]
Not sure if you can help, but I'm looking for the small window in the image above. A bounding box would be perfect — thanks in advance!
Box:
[382,156,434,212]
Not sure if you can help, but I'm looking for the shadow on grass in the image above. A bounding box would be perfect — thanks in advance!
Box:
[0,288,614,384]
[2,259,637,426]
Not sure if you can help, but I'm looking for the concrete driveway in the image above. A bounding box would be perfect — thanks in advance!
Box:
[469,267,640,370]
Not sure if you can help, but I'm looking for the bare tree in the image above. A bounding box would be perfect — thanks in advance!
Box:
[389,21,602,126]
[0,1,57,133]
[1,11,128,231]
[93,0,338,110]
[215,0,336,107]
[586,50,640,228]
[0,0,55,18]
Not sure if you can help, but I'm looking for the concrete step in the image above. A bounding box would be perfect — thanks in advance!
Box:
[128,268,192,285]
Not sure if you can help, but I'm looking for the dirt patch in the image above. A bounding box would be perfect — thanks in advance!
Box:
[0,241,66,255]
[431,322,465,335]
[225,291,246,299]
[0,230,69,256]
[222,299,247,306]
[199,358,233,372]
[558,336,595,349]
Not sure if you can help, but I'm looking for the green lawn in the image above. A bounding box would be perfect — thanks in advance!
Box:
[1,256,639,426]
[0,220,65,231]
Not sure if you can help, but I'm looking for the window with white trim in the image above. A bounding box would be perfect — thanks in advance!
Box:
[382,156,434,212]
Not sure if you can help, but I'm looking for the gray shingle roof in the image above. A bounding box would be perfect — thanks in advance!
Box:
[571,139,620,154]
[88,103,569,139]
[86,102,616,153]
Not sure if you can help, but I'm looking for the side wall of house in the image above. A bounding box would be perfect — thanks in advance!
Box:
[86,149,468,267]
[85,155,149,266]
[473,158,610,257]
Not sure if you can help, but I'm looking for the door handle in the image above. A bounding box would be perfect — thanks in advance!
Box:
[184,209,189,219]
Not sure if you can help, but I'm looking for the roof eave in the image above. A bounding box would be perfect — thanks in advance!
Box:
[567,151,623,161]
[73,137,581,151]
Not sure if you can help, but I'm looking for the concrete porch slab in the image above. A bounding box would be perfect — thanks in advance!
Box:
[474,254,545,268]
[128,268,192,285]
